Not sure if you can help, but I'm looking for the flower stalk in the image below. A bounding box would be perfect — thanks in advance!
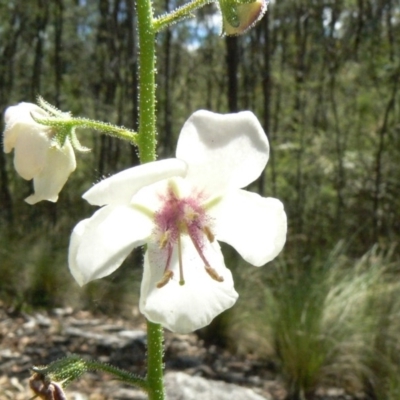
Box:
[153,0,214,32]
[31,115,138,146]
[30,355,149,394]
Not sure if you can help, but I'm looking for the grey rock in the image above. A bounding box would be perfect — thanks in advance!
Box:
[165,372,271,400]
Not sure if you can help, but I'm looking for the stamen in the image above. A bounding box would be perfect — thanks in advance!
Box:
[177,234,185,285]
[159,230,170,249]
[203,226,215,242]
[157,245,173,289]
[188,229,211,267]
[187,227,223,283]
[156,270,174,288]
[205,265,224,282]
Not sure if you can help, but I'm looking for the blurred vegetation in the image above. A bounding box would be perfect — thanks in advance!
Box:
[230,243,400,399]
[0,0,400,398]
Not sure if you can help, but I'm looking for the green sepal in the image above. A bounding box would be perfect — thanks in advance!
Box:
[30,112,92,152]
[69,128,91,153]
[37,96,70,118]
[219,0,240,28]
[29,112,74,148]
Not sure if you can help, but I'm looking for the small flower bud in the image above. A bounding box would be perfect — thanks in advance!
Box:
[30,355,87,398]
[219,0,267,36]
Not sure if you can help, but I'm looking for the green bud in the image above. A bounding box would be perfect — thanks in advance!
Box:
[31,355,87,388]
[219,0,268,35]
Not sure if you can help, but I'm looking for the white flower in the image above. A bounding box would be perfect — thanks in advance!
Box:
[69,110,287,333]
[3,102,76,204]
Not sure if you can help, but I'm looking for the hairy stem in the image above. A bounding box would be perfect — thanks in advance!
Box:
[136,0,165,398]
[137,0,157,163]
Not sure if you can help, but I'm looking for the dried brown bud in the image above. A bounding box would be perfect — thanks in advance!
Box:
[29,372,67,400]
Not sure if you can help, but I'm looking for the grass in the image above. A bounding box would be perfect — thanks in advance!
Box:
[229,242,400,400]
[0,225,143,317]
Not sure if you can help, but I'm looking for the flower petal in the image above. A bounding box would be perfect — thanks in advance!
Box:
[69,205,152,286]
[3,102,48,153]
[25,141,76,204]
[176,110,269,194]
[140,237,238,333]
[210,190,287,266]
[12,127,50,180]
[83,158,187,206]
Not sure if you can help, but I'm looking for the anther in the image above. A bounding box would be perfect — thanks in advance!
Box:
[159,231,170,249]
[156,270,174,288]
[205,265,224,282]
[203,226,215,242]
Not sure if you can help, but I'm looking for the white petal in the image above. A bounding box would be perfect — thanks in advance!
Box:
[12,127,50,180]
[176,110,269,194]
[140,237,238,333]
[211,190,287,266]
[69,205,152,286]
[3,103,48,153]
[25,142,76,204]
[83,158,187,206]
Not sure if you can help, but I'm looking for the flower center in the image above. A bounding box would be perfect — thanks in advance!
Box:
[153,181,223,288]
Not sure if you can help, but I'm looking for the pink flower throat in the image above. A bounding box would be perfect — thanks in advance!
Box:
[153,182,223,288]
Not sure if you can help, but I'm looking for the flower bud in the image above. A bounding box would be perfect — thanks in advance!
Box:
[219,0,267,36]
[31,355,87,386]
[29,355,87,399]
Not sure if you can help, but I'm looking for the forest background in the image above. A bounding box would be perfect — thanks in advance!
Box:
[0,0,400,399]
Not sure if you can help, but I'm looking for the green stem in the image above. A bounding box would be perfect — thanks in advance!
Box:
[136,0,165,399]
[146,321,165,400]
[84,360,149,392]
[137,0,157,164]
[153,0,214,32]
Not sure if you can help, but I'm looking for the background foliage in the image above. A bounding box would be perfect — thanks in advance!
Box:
[0,0,400,398]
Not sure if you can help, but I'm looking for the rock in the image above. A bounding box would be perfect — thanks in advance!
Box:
[165,371,272,400]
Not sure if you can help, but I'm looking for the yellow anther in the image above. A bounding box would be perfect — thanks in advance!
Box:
[203,226,215,242]
[186,210,199,221]
[159,231,170,249]
[205,265,224,282]
[156,270,174,288]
